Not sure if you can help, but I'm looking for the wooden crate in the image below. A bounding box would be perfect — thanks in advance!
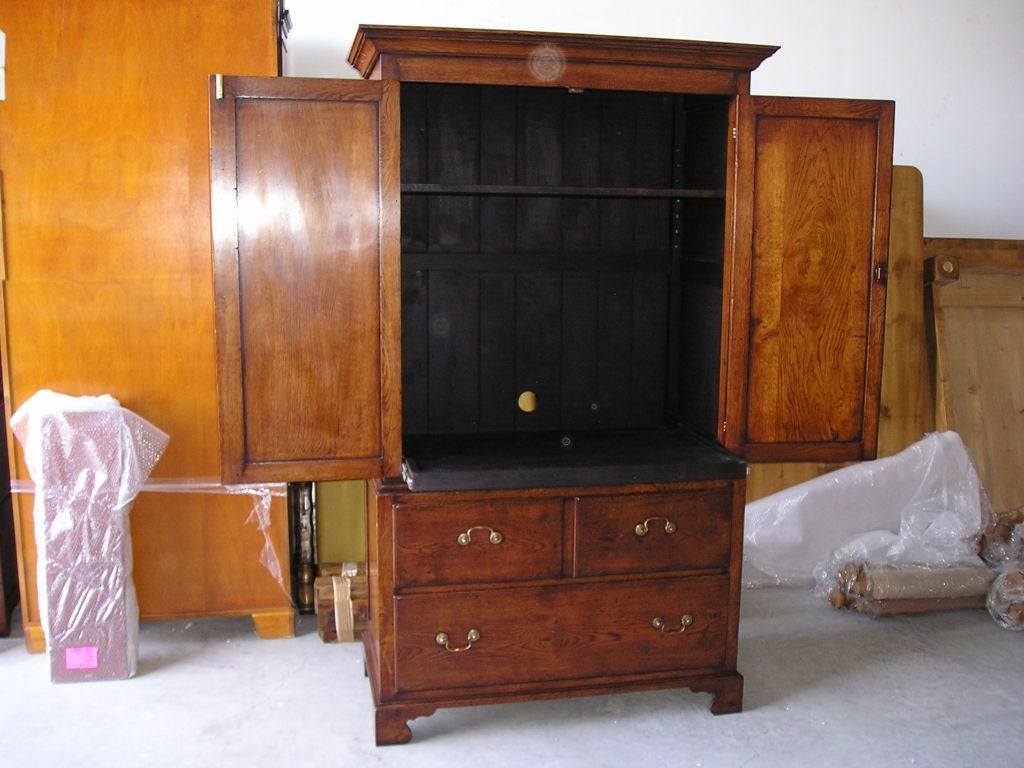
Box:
[315,563,368,643]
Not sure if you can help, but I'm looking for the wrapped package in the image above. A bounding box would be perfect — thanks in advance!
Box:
[854,563,994,600]
[982,512,1024,567]
[824,561,995,616]
[987,568,1024,631]
[744,431,992,588]
[10,390,169,682]
[804,433,996,616]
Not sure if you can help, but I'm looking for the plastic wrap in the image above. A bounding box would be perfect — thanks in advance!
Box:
[987,568,1024,630]
[981,511,1024,567]
[115,478,289,598]
[744,431,992,588]
[10,477,291,606]
[984,519,1024,630]
[227,483,285,588]
[10,390,169,682]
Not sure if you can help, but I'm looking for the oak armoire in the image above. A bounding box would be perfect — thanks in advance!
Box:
[209,26,893,744]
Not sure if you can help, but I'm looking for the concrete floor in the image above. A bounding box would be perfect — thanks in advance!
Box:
[1,587,1020,767]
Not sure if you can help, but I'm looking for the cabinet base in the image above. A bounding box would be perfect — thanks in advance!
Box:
[372,675,743,745]
[367,645,743,746]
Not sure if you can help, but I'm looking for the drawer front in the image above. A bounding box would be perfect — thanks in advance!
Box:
[573,488,734,577]
[394,576,729,693]
[392,498,563,588]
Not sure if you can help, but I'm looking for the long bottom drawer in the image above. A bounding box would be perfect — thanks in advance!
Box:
[394,576,730,693]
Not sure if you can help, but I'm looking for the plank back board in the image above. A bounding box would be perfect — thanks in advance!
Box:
[925,238,1024,517]
[0,0,291,644]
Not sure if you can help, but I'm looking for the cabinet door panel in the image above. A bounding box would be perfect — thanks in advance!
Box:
[210,77,401,482]
[724,96,893,462]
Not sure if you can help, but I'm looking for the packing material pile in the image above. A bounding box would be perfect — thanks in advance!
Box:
[744,431,1023,630]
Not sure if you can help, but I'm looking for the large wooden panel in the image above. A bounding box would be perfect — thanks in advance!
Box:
[4,278,222,476]
[130,491,289,618]
[877,166,931,455]
[210,77,402,483]
[0,0,290,645]
[725,96,893,463]
[926,239,1024,518]
[0,2,275,283]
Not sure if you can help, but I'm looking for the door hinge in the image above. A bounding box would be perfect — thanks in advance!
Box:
[874,263,889,284]
[215,73,224,100]
[732,126,737,139]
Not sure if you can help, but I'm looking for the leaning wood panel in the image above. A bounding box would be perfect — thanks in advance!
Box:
[876,166,932,456]
[0,0,290,647]
[925,238,1024,518]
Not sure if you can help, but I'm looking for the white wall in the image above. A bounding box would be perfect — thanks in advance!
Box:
[281,0,1024,239]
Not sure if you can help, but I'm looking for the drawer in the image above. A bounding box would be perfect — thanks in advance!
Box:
[392,498,563,588]
[393,576,729,693]
[573,488,734,577]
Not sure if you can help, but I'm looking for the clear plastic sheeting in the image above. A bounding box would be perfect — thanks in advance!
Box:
[121,478,288,596]
[227,483,286,590]
[987,567,1024,630]
[9,477,291,603]
[10,390,169,682]
[982,513,1024,567]
[744,431,992,588]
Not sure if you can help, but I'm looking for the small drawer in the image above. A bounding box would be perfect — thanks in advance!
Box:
[392,498,563,588]
[573,488,734,577]
[393,576,730,693]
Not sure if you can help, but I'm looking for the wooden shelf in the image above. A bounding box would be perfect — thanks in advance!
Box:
[402,183,725,199]
[402,429,746,492]
[401,251,673,270]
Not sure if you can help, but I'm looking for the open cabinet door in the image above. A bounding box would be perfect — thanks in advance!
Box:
[210,77,401,483]
[721,95,894,463]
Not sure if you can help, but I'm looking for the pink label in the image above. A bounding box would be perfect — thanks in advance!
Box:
[65,646,99,670]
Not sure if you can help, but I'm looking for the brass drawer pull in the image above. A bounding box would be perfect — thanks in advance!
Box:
[435,628,481,652]
[634,516,677,537]
[652,615,694,635]
[457,526,504,546]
